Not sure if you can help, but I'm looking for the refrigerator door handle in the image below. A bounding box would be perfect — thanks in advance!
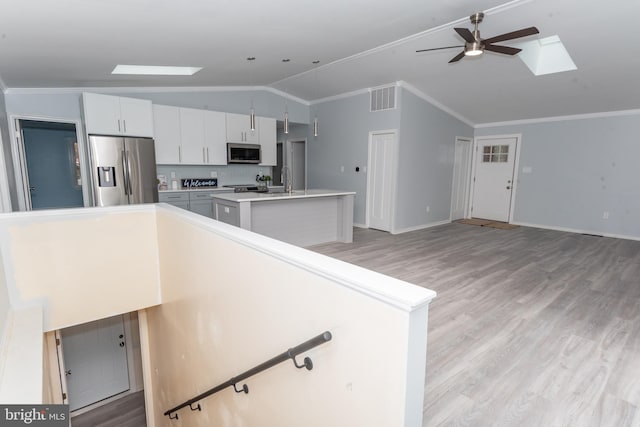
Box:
[122,150,131,195]
[125,150,134,196]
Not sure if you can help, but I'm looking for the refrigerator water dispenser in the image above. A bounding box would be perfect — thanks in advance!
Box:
[97,167,116,187]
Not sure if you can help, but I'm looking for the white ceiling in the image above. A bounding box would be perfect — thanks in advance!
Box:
[0,0,638,124]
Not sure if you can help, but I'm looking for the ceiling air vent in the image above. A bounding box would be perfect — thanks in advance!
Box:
[370,85,396,112]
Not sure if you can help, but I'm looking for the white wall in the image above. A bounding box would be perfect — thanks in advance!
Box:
[147,207,435,426]
[0,204,436,426]
[0,206,161,331]
[475,112,640,239]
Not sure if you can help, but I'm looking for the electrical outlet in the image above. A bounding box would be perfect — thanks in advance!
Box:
[426,206,430,213]
[340,166,345,173]
[170,171,176,179]
[603,211,609,219]
[210,171,218,178]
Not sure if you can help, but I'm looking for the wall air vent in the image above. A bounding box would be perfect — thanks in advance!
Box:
[370,85,396,112]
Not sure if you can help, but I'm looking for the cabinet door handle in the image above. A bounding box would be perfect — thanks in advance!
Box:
[178,146,182,163]
[117,119,121,132]
[203,147,206,163]
[206,147,210,163]
[123,120,127,133]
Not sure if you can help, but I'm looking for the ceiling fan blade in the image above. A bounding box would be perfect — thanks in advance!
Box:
[416,45,463,53]
[483,27,539,44]
[448,51,466,63]
[484,44,522,55]
[454,27,475,43]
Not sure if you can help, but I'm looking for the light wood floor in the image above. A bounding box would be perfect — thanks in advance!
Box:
[311,224,640,426]
[70,391,146,427]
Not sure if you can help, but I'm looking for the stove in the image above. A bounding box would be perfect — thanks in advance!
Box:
[223,184,264,193]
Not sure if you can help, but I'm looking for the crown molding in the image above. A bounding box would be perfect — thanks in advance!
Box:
[474,108,640,128]
[4,85,310,106]
[398,81,475,127]
[309,87,371,105]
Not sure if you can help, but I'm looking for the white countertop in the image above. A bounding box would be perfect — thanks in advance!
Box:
[211,189,356,202]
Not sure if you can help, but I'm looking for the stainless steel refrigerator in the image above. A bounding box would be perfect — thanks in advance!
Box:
[88,135,158,206]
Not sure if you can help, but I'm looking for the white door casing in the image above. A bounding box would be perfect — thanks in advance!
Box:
[10,116,89,211]
[367,131,397,232]
[450,137,473,220]
[62,314,130,411]
[470,135,520,222]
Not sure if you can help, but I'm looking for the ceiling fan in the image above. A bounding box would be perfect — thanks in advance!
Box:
[416,12,539,63]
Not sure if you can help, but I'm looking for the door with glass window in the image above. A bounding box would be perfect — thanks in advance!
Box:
[471,137,518,222]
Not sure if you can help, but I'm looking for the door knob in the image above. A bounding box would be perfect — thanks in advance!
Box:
[119,334,124,339]
[506,186,511,189]
[119,342,125,347]
[65,370,71,376]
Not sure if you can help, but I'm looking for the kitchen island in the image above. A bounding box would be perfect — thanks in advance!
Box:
[212,189,355,246]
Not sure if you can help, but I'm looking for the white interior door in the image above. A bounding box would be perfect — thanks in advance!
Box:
[62,314,130,411]
[471,137,518,222]
[367,132,396,232]
[450,137,472,220]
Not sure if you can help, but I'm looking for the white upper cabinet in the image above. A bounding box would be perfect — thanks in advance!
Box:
[153,105,181,164]
[179,107,206,164]
[204,111,227,165]
[226,112,258,143]
[152,105,228,165]
[258,117,277,166]
[83,92,153,137]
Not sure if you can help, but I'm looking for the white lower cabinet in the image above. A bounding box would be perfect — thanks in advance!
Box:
[159,192,189,210]
[159,190,234,218]
[188,191,215,218]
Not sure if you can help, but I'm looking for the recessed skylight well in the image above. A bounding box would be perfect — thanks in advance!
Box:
[112,65,202,76]
[516,35,577,76]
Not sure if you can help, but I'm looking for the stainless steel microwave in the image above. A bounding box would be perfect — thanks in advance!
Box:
[227,143,261,164]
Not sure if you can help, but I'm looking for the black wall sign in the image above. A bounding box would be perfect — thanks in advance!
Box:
[181,178,218,188]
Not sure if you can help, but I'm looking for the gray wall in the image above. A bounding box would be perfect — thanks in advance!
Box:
[0,91,17,211]
[307,91,400,225]
[475,113,640,238]
[307,88,473,230]
[396,90,473,230]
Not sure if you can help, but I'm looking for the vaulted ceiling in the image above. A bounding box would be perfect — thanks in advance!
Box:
[0,0,637,124]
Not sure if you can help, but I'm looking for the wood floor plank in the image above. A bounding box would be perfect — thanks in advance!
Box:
[310,224,640,426]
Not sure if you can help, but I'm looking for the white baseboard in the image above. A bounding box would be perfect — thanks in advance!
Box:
[392,220,451,235]
[512,221,640,242]
[353,223,367,229]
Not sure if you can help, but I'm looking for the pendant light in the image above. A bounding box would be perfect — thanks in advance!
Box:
[284,102,289,134]
[312,60,320,137]
[247,57,256,131]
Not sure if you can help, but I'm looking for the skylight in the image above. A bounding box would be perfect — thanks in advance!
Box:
[515,35,576,76]
[111,65,202,76]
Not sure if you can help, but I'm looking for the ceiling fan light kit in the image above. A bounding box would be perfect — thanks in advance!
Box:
[416,11,539,64]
